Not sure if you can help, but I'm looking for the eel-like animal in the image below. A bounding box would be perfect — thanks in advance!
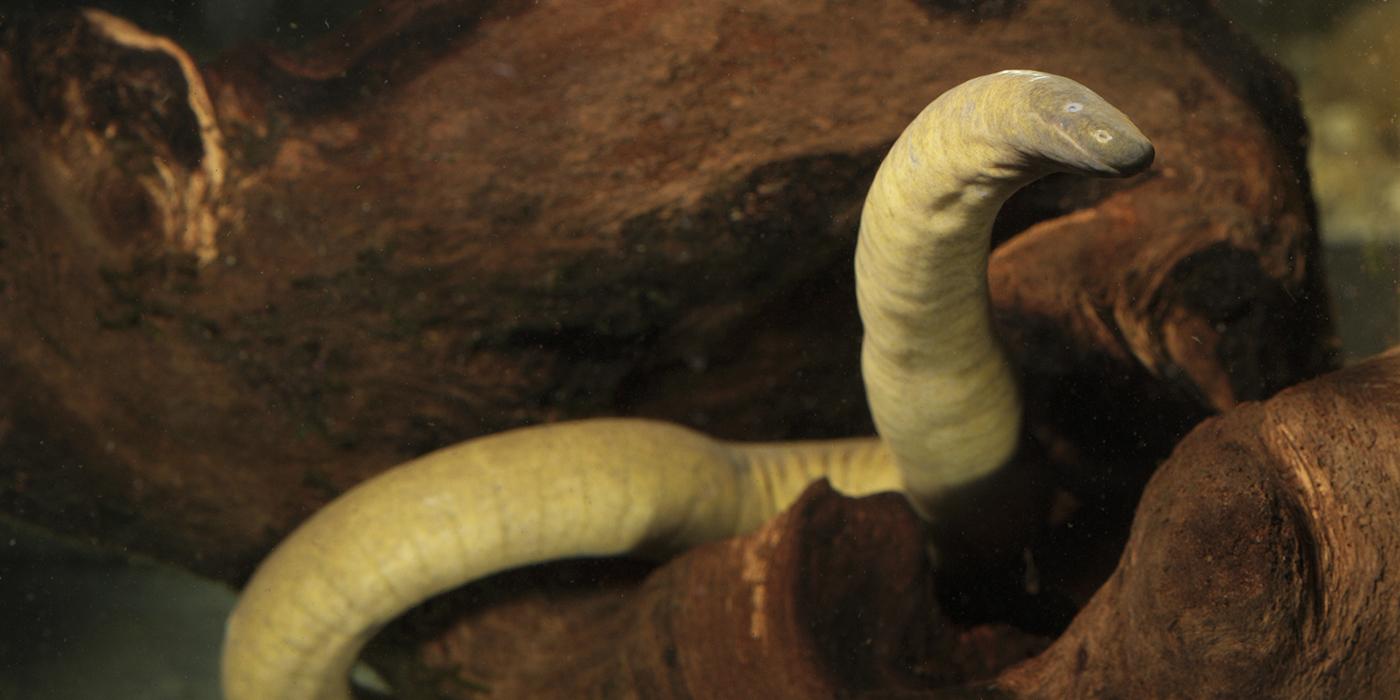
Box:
[222,70,1154,700]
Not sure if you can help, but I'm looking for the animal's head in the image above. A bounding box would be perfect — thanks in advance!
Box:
[990,69,1155,179]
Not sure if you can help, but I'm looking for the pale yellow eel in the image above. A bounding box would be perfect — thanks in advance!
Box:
[222,70,1153,700]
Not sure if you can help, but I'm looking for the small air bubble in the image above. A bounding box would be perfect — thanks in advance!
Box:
[1065,102,1083,113]
[1093,129,1113,143]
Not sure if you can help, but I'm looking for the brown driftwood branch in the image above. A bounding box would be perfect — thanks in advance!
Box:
[995,348,1400,698]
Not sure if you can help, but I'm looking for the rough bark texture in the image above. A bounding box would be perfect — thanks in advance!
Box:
[994,349,1400,699]
[0,0,1331,584]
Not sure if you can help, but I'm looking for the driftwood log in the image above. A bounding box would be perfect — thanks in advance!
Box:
[993,348,1400,698]
[0,0,1347,696]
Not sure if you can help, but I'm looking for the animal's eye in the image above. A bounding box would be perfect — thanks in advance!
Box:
[1065,102,1083,113]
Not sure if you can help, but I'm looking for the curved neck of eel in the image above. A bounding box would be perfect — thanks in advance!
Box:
[855,104,1030,519]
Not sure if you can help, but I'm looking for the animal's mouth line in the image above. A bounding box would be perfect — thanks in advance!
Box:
[1052,125,1115,174]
